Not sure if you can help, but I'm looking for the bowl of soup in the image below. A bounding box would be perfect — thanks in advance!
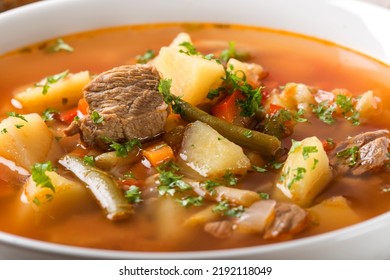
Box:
[1,0,390,259]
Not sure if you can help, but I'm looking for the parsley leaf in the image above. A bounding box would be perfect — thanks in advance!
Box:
[302,146,318,160]
[335,94,360,125]
[179,41,200,56]
[289,139,302,154]
[7,112,28,122]
[258,192,270,199]
[220,41,250,62]
[156,160,192,196]
[35,70,69,95]
[252,165,268,173]
[83,155,95,166]
[158,79,184,115]
[223,170,238,186]
[203,180,219,195]
[311,101,336,124]
[109,138,142,158]
[31,161,55,192]
[90,111,104,124]
[336,146,359,167]
[136,49,156,64]
[212,200,245,217]
[42,108,58,121]
[46,38,74,53]
[287,167,307,189]
[176,196,204,207]
[124,185,142,204]
[1,128,7,134]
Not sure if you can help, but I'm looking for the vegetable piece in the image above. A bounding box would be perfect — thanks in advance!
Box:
[211,91,244,123]
[308,196,360,230]
[178,100,281,156]
[14,71,91,112]
[276,136,332,207]
[58,107,78,124]
[154,35,225,105]
[142,142,175,167]
[183,205,220,227]
[213,186,260,207]
[236,200,276,234]
[355,90,380,121]
[179,121,251,177]
[59,154,133,221]
[94,149,140,171]
[227,58,266,87]
[0,113,62,171]
[24,170,91,219]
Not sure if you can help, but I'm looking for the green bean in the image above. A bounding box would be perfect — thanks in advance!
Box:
[179,101,281,156]
[59,154,133,221]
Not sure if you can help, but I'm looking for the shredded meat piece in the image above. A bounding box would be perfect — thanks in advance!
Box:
[64,64,168,150]
[263,202,308,240]
[329,129,390,175]
[204,220,234,239]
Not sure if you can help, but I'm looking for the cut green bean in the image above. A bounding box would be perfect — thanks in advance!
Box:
[179,102,281,156]
[59,154,133,221]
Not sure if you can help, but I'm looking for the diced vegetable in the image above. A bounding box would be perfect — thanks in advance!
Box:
[142,142,175,167]
[308,196,361,230]
[0,113,62,171]
[59,154,133,221]
[355,90,380,121]
[179,121,251,177]
[227,58,266,87]
[236,200,276,234]
[94,149,140,170]
[276,136,332,206]
[183,205,220,227]
[213,186,260,207]
[14,71,91,112]
[154,35,225,105]
[211,91,244,123]
[24,171,91,218]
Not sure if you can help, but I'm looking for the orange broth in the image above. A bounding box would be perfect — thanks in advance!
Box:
[0,23,390,252]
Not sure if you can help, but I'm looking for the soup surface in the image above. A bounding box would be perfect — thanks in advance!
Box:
[1,23,390,252]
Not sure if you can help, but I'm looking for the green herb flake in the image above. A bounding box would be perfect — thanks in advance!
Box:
[223,170,238,186]
[1,128,7,134]
[157,160,191,196]
[15,124,24,129]
[311,101,336,124]
[179,41,200,56]
[42,108,58,121]
[243,130,253,138]
[177,196,204,207]
[136,49,156,64]
[312,158,319,170]
[109,138,142,158]
[212,200,245,217]
[336,146,360,167]
[46,38,74,53]
[32,197,41,206]
[90,111,104,124]
[158,79,184,115]
[7,112,28,122]
[35,70,69,95]
[302,146,318,160]
[203,180,219,195]
[287,167,307,189]
[124,185,142,204]
[258,192,270,200]
[83,155,95,166]
[289,139,302,154]
[31,161,55,192]
[252,165,268,173]
[335,94,360,125]
[219,41,250,62]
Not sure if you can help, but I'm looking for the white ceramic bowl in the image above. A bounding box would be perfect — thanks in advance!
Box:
[1,0,390,259]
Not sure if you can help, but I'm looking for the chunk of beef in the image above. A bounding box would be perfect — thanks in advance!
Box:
[204,220,234,239]
[263,202,308,240]
[329,130,390,175]
[64,65,168,150]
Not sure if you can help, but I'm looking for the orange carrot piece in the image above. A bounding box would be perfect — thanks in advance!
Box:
[142,142,175,167]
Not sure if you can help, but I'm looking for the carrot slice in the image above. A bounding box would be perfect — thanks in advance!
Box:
[142,142,175,167]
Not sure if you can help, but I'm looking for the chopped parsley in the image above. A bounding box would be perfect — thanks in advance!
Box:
[223,170,238,186]
[312,158,319,170]
[287,167,307,189]
[289,139,302,154]
[219,41,250,62]
[302,146,318,160]
[336,146,360,167]
[46,38,74,53]
[258,192,270,200]
[263,109,307,139]
[42,108,58,121]
[32,197,41,206]
[203,180,219,195]
[243,130,253,138]
[136,49,156,64]
[124,185,142,204]
[335,94,360,125]
[179,41,200,56]
[83,155,95,166]
[176,196,204,207]
[31,161,55,193]
[158,79,184,115]
[90,111,104,124]
[109,138,142,158]
[7,112,28,122]
[252,165,268,173]
[311,101,336,124]
[15,124,24,129]
[35,70,69,95]
[156,160,192,196]
[212,200,245,217]
[1,128,7,134]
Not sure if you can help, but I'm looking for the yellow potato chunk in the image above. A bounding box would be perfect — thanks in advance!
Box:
[0,113,61,171]
[355,90,381,121]
[24,171,91,219]
[154,47,225,106]
[179,121,251,177]
[276,136,332,207]
[14,71,91,112]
